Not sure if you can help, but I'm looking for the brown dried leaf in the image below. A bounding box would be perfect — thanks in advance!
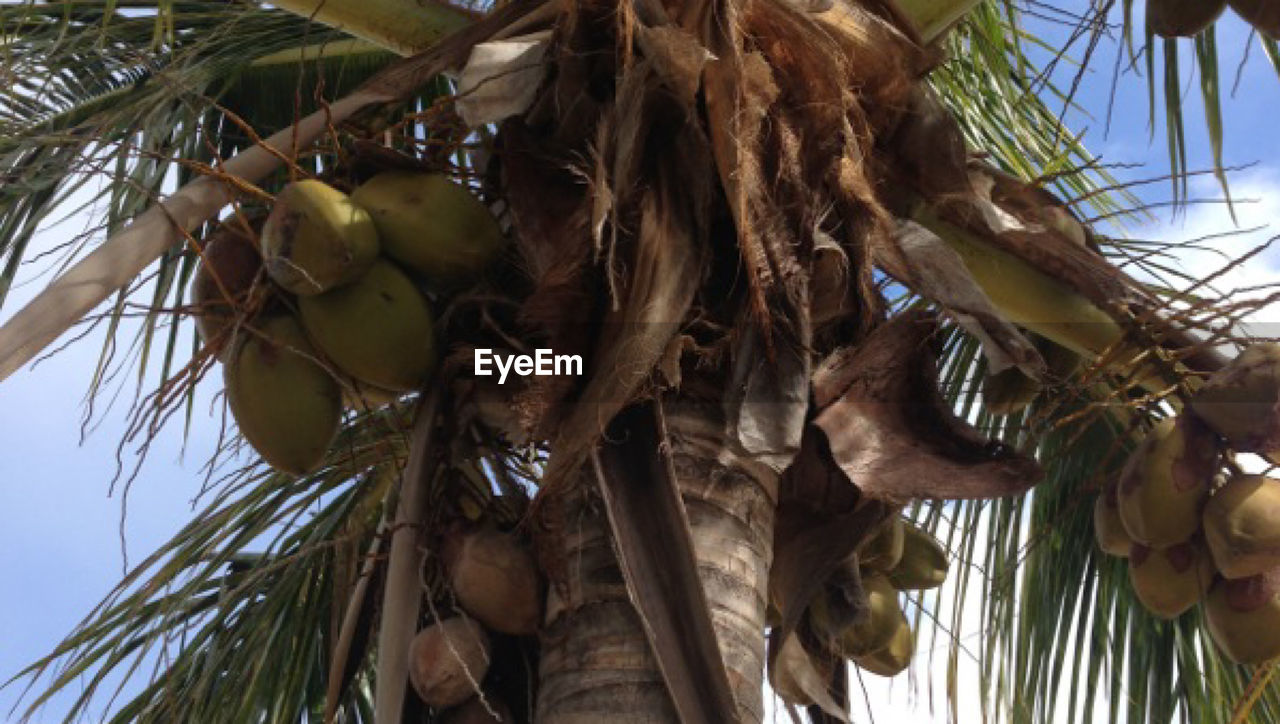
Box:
[813,311,1043,501]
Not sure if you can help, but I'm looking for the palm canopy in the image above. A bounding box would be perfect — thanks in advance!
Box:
[0,0,1278,722]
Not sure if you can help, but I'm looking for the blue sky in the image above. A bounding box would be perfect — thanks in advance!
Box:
[2,1,1279,721]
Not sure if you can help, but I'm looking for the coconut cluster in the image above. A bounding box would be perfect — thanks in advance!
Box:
[407,525,541,720]
[775,516,949,710]
[191,173,505,474]
[1147,0,1279,39]
[1093,343,1280,664]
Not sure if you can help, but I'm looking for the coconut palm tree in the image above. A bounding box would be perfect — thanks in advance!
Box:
[2,0,1279,722]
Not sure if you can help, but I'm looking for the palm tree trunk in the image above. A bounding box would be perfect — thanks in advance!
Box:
[537,401,779,723]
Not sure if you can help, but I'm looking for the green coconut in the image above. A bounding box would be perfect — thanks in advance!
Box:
[408,617,491,710]
[1205,569,1280,664]
[1229,0,1280,38]
[832,573,901,657]
[860,517,905,571]
[807,557,868,646]
[887,523,949,590]
[1148,0,1227,37]
[224,316,341,475]
[1127,542,1215,619]
[1203,474,1280,579]
[260,179,379,296]
[1094,478,1134,557]
[298,260,437,392]
[350,172,505,287]
[982,335,1081,416]
[1189,343,1280,457]
[192,215,268,352]
[340,381,402,410]
[444,526,542,636]
[1116,417,1218,547]
[851,612,913,677]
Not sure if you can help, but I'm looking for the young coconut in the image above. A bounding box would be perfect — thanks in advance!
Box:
[1228,0,1280,38]
[260,179,379,296]
[831,573,901,657]
[859,516,905,571]
[298,260,437,392]
[443,526,542,636]
[1203,474,1280,579]
[1115,416,1218,548]
[1205,569,1280,664]
[350,172,505,287]
[1189,343,1280,457]
[851,612,913,677]
[1127,542,1215,619]
[409,617,491,710]
[1147,0,1227,37]
[983,335,1082,416]
[807,557,868,645]
[887,523,949,590]
[224,316,341,475]
[1094,478,1134,557]
[192,215,267,353]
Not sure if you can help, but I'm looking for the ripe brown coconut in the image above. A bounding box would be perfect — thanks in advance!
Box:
[859,516,905,571]
[1229,0,1280,38]
[1094,478,1134,557]
[260,180,379,296]
[1147,0,1227,37]
[1116,416,1218,548]
[409,617,492,710]
[443,526,542,636]
[1189,343,1280,457]
[223,316,341,475]
[192,215,267,352]
[851,612,913,677]
[350,172,506,288]
[1205,569,1280,664]
[1203,474,1280,579]
[1127,542,1215,619]
[887,523,949,590]
[831,573,901,657]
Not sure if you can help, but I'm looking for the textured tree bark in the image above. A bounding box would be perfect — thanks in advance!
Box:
[536,400,779,723]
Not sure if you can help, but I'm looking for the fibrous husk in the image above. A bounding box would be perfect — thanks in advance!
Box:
[882,83,970,199]
[858,517,905,571]
[440,696,515,723]
[887,523,949,591]
[1228,0,1280,38]
[443,526,542,636]
[1094,478,1133,557]
[298,260,436,392]
[192,214,267,352]
[831,573,901,657]
[1189,343,1280,457]
[224,316,341,475]
[350,172,506,287]
[1116,416,1218,548]
[1203,474,1280,579]
[770,633,848,721]
[1205,569,1280,664]
[260,180,379,295]
[1147,0,1227,37]
[1127,542,1215,619]
[408,617,491,710]
[851,611,913,677]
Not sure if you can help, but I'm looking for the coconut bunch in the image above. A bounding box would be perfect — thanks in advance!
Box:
[192,172,505,474]
[405,523,542,719]
[1090,344,1280,662]
[791,517,948,689]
